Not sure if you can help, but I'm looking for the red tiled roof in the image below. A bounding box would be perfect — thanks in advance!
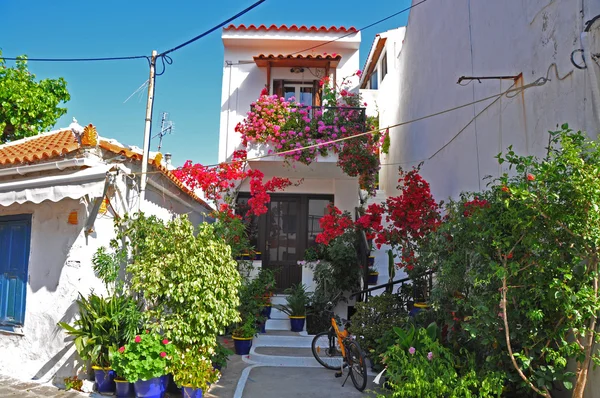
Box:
[98,140,210,208]
[0,129,210,209]
[224,24,358,33]
[255,53,342,60]
[0,130,79,166]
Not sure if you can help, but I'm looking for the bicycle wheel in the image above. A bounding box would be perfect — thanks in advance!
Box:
[346,340,368,392]
[311,331,343,370]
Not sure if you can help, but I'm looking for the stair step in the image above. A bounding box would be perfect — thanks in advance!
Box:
[254,333,314,348]
[265,318,291,331]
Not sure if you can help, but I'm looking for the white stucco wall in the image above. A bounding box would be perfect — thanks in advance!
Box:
[0,199,112,383]
[219,29,361,163]
[384,0,600,202]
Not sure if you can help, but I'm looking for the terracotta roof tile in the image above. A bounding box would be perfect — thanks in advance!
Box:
[98,140,211,209]
[254,53,342,60]
[0,130,79,166]
[224,24,358,33]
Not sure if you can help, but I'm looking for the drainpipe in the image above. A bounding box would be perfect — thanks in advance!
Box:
[0,158,100,178]
[581,30,600,129]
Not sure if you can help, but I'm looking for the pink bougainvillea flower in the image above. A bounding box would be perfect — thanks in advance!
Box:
[427,352,433,361]
[408,347,416,355]
[356,70,362,77]
[118,346,125,353]
[331,53,337,57]
[162,339,169,345]
[160,352,167,358]
[135,335,142,343]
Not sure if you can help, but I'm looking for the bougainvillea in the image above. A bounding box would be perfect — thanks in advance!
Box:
[315,167,440,272]
[235,71,381,194]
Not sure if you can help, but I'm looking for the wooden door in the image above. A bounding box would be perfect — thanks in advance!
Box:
[264,196,303,291]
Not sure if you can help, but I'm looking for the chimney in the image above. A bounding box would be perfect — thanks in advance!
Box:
[165,153,172,166]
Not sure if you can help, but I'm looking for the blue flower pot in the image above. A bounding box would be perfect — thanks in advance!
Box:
[93,367,116,394]
[368,256,375,266]
[257,321,266,334]
[212,363,222,371]
[233,337,253,355]
[261,305,272,319]
[115,379,134,397]
[367,272,379,285]
[182,386,203,398]
[254,252,262,260]
[290,316,305,332]
[134,377,162,398]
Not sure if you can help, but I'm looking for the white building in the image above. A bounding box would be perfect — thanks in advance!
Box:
[366,0,600,201]
[0,123,211,384]
[219,24,364,316]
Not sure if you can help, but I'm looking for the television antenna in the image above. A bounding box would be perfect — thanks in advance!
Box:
[154,112,174,152]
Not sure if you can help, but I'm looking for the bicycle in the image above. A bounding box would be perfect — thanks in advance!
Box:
[311,311,368,392]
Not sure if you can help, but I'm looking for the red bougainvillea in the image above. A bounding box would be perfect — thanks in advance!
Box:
[173,149,293,218]
[315,203,354,245]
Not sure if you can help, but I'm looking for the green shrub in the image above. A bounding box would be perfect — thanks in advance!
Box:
[349,293,407,369]
[380,328,504,398]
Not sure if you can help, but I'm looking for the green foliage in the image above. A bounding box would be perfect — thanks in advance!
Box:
[110,333,175,382]
[170,346,218,389]
[237,267,275,324]
[232,318,257,339]
[349,293,407,369]
[63,376,83,392]
[0,51,70,143]
[423,125,600,395]
[58,293,142,367]
[92,246,127,294]
[120,214,241,349]
[278,283,311,317]
[380,328,504,398]
[211,341,233,369]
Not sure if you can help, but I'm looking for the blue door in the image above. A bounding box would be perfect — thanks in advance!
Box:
[0,214,32,326]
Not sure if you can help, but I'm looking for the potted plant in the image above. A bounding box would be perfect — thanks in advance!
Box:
[110,333,175,398]
[211,341,233,371]
[367,266,379,285]
[171,347,219,398]
[58,293,142,394]
[232,318,256,355]
[277,284,311,332]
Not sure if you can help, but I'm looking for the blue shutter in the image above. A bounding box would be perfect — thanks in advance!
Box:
[0,214,32,326]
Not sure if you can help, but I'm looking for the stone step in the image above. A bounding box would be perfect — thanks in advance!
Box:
[265,318,291,331]
[254,333,314,348]
[269,295,289,305]
[268,306,288,320]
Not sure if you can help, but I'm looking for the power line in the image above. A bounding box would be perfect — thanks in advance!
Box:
[0,0,267,63]
[0,55,148,62]
[159,0,267,56]
[290,0,429,56]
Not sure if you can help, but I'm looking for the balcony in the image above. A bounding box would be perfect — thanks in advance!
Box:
[245,105,367,164]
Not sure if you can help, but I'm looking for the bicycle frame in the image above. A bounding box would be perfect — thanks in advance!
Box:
[330,317,349,358]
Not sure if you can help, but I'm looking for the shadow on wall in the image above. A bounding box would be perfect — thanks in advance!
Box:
[28,201,86,294]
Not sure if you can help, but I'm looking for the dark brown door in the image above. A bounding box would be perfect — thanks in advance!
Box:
[265,196,303,291]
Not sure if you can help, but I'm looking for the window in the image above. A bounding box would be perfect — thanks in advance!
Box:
[283,82,314,106]
[381,52,388,81]
[0,214,31,327]
[369,70,378,90]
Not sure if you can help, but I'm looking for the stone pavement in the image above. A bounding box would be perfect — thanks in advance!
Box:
[0,374,85,398]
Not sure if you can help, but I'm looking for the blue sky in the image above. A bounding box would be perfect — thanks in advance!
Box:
[1,0,411,166]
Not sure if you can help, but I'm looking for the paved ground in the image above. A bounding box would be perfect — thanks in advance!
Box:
[241,366,377,398]
[0,375,85,398]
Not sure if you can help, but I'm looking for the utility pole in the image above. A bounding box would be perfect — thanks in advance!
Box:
[138,50,158,212]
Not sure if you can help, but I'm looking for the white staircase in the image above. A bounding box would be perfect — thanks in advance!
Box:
[266,295,294,332]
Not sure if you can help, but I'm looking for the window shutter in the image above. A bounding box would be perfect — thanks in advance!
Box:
[0,215,31,326]
[273,80,284,98]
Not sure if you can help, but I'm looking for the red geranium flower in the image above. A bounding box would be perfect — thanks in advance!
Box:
[162,339,169,345]
[135,335,141,343]
[160,352,167,358]
[118,346,125,353]
[527,173,535,181]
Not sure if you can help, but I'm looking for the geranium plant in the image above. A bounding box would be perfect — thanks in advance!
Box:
[110,333,175,383]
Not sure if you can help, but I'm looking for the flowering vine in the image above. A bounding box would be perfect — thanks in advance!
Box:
[235,71,382,194]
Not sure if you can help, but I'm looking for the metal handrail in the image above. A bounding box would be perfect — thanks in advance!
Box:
[350,270,436,300]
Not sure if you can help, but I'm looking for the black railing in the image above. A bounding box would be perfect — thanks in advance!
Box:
[351,270,435,305]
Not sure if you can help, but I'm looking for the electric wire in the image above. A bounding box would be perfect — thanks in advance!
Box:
[0,0,267,63]
[289,0,429,56]
[158,0,267,56]
[129,73,550,177]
